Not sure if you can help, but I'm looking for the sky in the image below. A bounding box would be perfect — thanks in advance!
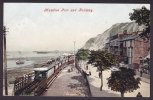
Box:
[4,3,150,51]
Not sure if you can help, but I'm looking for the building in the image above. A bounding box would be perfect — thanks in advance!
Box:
[105,30,131,55]
[109,34,120,55]
[120,31,150,69]
[105,30,150,70]
[104,42,110,52]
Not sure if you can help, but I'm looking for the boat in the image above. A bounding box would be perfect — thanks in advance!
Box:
[36,51,50,54]
[16,59,24,64]
[37,52,49,54]
[16,51,25,65]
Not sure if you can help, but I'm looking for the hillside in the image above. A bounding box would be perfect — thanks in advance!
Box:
[82,22,146,50]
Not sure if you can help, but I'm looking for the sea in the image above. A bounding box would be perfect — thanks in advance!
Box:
[5,51,66,70]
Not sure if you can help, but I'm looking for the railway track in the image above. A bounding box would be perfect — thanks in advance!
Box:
[14,56,74,96]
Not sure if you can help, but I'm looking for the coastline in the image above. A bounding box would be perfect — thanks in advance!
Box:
[3,65,34,96]
[3,57,51,96]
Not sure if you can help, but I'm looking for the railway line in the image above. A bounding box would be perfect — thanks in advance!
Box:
[13,55,74,96]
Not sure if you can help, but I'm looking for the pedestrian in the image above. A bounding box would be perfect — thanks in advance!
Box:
[86,65,88,70]
[136,92,142,97]
[140,70,143,77]
[89,71,91,75]
[99,72,101,78]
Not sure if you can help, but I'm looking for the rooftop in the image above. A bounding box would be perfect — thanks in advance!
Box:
[120,34,139,41]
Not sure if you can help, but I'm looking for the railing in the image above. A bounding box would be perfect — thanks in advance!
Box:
[14,72,35,95]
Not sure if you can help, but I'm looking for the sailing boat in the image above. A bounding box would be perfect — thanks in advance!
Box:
[16,51,25,64]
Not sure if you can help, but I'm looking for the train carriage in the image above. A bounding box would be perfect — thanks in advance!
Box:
[14,55,74,96]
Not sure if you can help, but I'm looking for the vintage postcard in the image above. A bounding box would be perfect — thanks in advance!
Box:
[3,3,150,97]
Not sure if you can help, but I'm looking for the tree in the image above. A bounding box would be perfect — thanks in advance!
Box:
[76,49,89,61]
[107,67,141,97]
[88,50,118,91]
[129,6,150,41]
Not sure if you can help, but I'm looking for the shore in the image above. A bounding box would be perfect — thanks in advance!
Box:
[3,66,34,96]
[3,57,51,96]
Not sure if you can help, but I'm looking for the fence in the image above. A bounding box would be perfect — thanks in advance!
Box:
[14,72,35,95]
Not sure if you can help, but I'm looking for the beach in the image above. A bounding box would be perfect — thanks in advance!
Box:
[3,52,60,96]
[3,65,34,96]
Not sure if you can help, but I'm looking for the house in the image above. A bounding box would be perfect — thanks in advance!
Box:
[105,30,131,55]
[120,31,150,69]
[104,42,110,52]
[109,34,120,55]
[105,30,150,70]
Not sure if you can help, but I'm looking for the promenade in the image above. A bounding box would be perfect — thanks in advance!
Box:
[135,70,150,84]
[79,61,150,97]
[42,63,89,97]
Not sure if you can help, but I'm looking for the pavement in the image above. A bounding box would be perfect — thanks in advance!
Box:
[42,63,89,97]
[79,60,150,97]
[135,70,150,84]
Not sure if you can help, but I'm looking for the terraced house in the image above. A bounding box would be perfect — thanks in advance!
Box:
[105,30,150,71]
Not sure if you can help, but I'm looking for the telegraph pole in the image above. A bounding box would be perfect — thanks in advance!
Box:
[74,41,75,67]
[3,26,8,95]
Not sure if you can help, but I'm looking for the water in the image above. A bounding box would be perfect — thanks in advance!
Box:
[6,51,61,70]
[7,51,60,59]
[7,60,34,70]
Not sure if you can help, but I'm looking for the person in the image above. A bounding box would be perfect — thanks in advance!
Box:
[86,65,88,70]
[99,72,101,78]
[136,92,142,97]
[89,71,91,75]
[140,70,143,77]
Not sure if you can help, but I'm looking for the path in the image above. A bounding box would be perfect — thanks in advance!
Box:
[79,60,150,97]
[42,64,89,97]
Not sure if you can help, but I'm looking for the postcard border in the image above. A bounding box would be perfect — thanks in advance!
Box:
[0,0,152,100]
